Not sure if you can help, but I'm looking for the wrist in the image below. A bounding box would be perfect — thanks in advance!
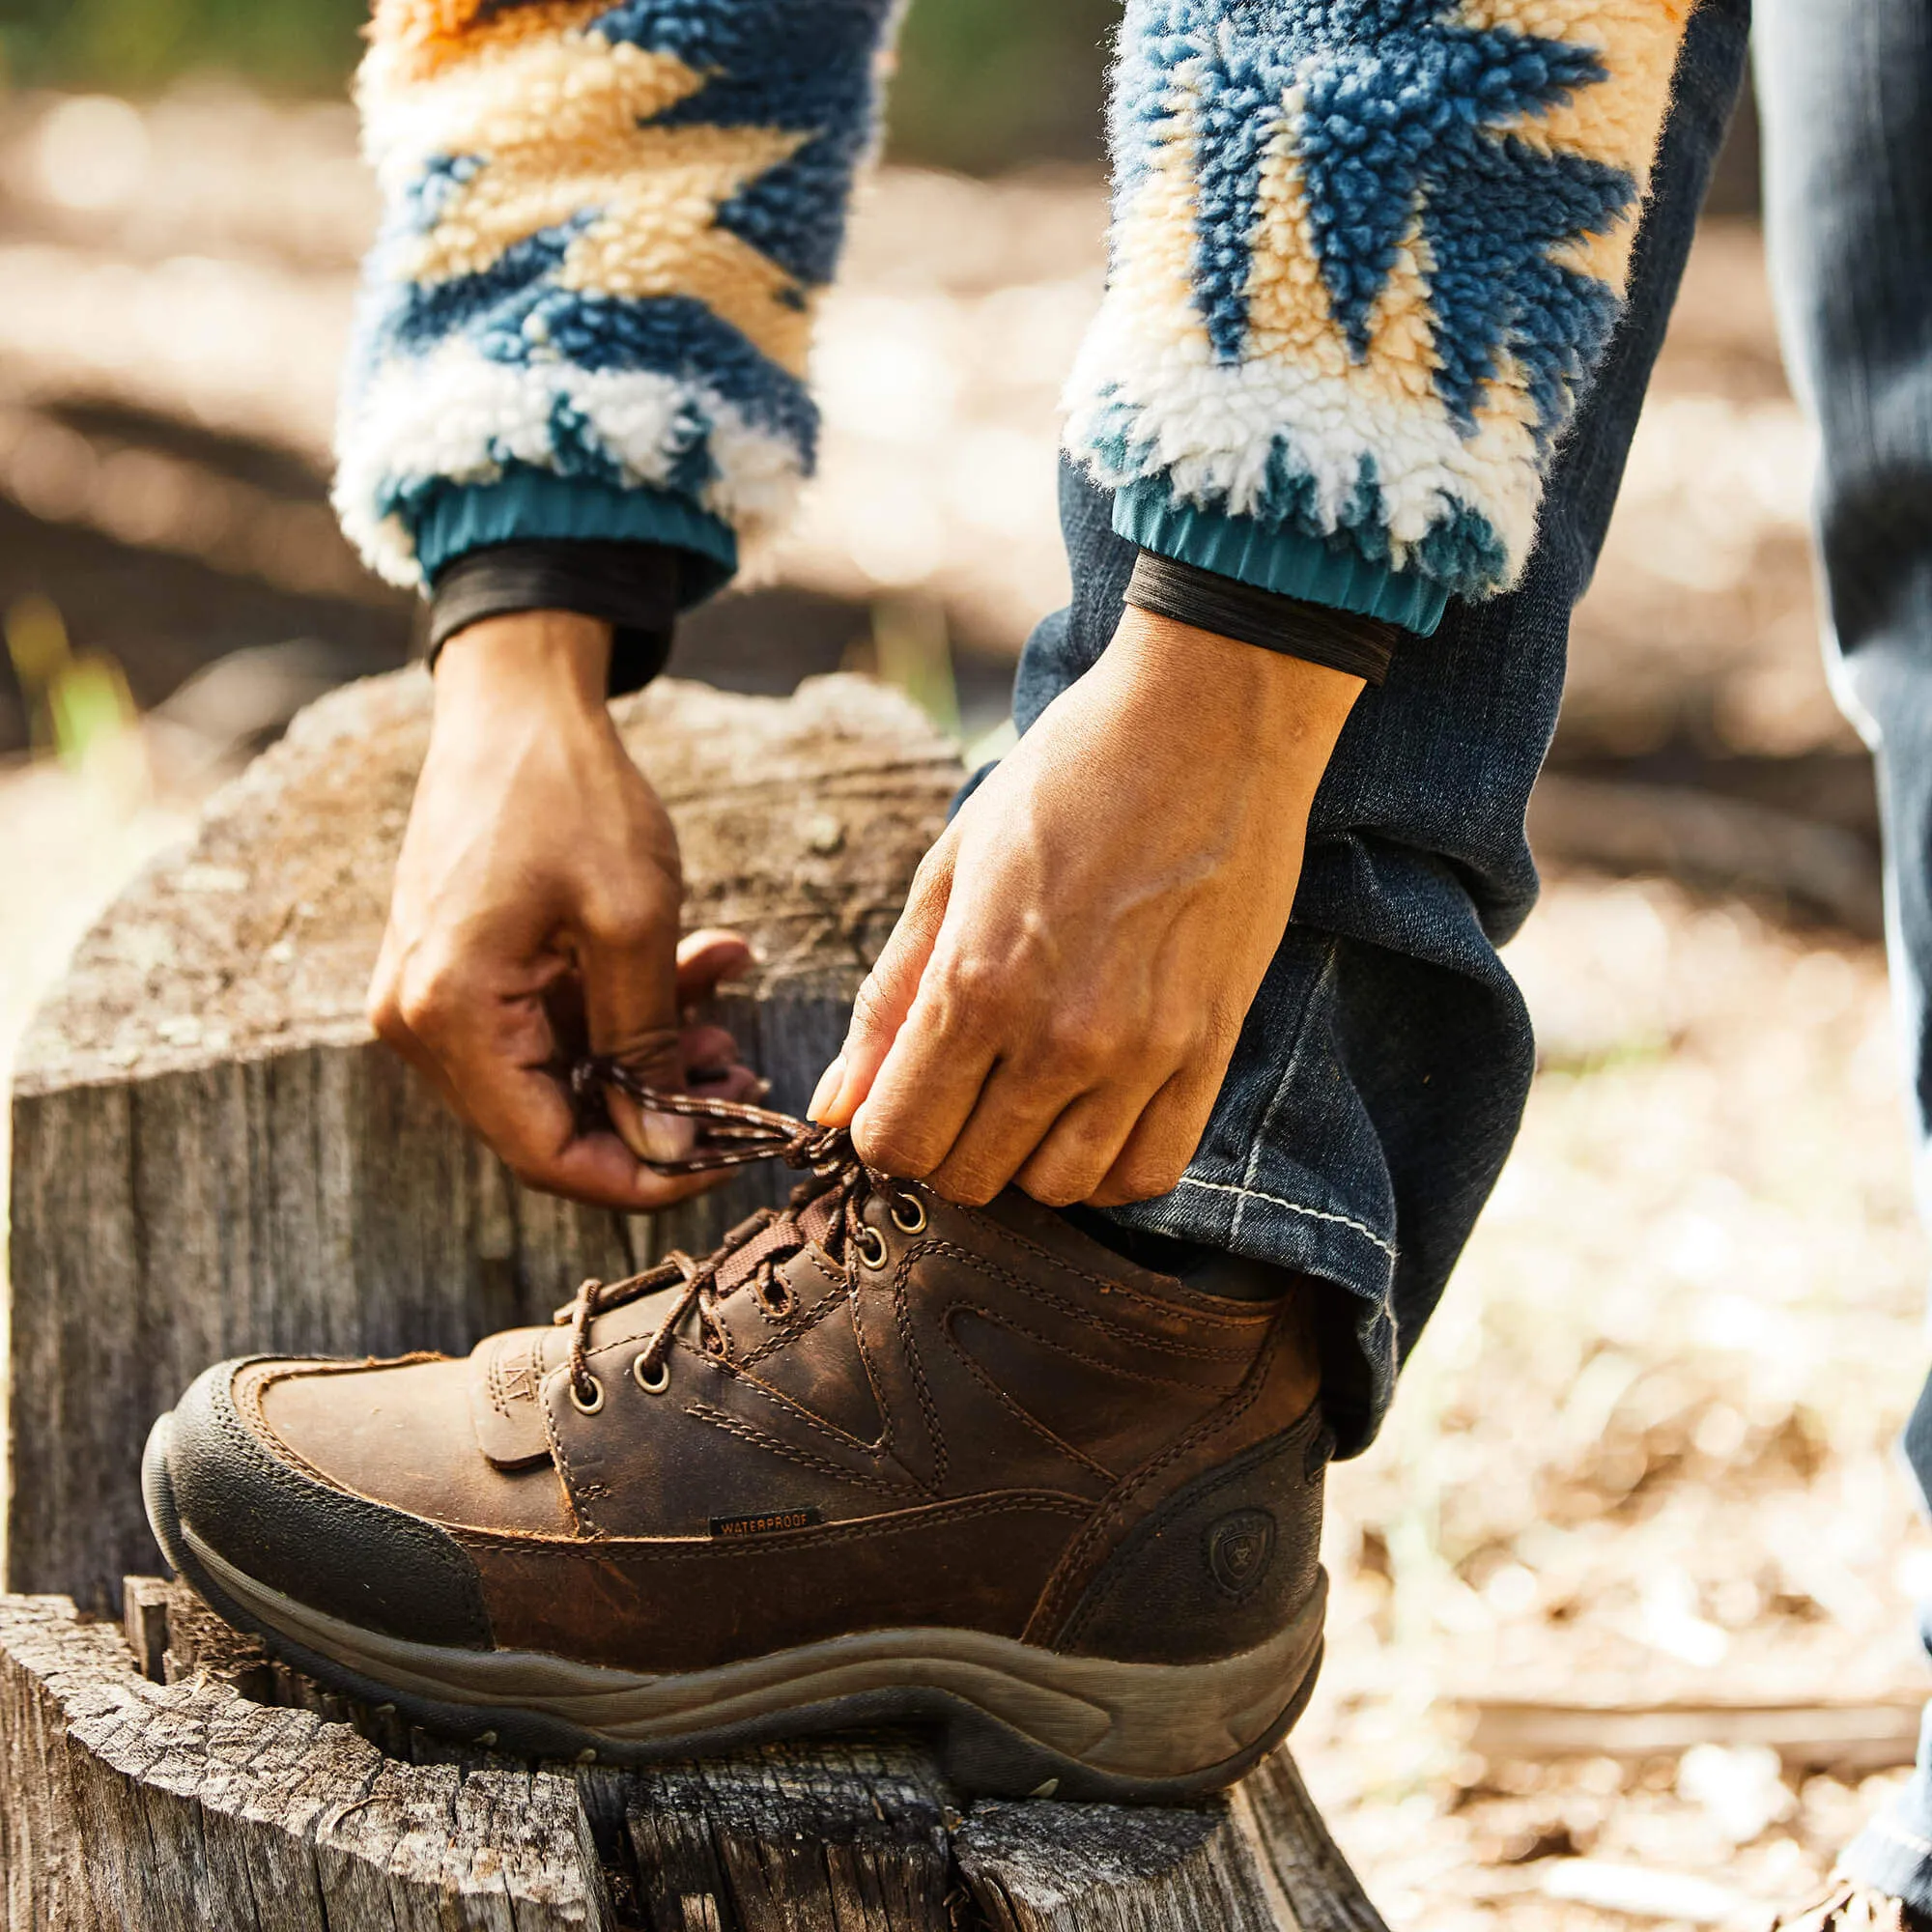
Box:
[1106,606,1363,756]
[433,610,614,717]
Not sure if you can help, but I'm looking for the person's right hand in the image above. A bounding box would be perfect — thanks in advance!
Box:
[368,610,762,1211]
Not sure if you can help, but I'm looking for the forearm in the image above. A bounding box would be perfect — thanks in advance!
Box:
[1066,0,1696,630]
[334,0,903,597]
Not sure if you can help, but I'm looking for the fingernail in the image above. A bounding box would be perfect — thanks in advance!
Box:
[808,1055,846,1122]
[752,1076,773,1101]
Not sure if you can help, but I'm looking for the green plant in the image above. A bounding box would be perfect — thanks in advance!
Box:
[0,0,1120,171]
[0,0,365,95]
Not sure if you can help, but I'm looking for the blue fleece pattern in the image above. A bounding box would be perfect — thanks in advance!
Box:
[341,0,1687,613]
[1070,0,1690,607]
[1122,0,1633,422]
[594,0,897,287]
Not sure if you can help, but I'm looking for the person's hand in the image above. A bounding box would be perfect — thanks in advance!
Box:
[368,611,762,1210]
[810,606,1363,1208]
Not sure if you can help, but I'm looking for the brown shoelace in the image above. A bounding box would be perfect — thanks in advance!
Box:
[553,1057,911,1411]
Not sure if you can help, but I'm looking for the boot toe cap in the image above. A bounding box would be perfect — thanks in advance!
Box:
[151,1358,494,1649]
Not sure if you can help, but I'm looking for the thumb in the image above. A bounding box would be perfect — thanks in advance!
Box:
[811,838,953,1125]
[580,890,693,1164]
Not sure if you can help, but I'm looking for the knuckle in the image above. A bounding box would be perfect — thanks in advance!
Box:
[853,1121,939,1180]
[1110,1157,1187,1204]
[1021,1167,1091,1209]
[1146,1019,1200,1066]
[935,952,995,1005]
[497,1123,564,1189]
[928,1160,1006,1209]
[1040,1010,1116,1076]
[581,889,668,952]
[396,956,463,1035]
[933,955,1009,1027]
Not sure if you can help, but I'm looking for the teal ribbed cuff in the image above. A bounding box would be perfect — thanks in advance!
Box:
[1114,481,1449,638]
[413,469,739,606]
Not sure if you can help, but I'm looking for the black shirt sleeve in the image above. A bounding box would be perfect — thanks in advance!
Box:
[1123,550,1400,686]
[426,541,690,696]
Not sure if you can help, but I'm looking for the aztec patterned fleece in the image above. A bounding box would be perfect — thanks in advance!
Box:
[336,0,1694,635]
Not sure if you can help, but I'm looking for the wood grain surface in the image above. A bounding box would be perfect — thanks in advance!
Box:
[0,1580,1386,1931]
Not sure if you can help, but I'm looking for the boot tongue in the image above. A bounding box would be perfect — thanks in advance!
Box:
[466,1325,562,1469]
[711,1185,843,1293]
[798,1186,841,1247]
[710,1216,798,1293]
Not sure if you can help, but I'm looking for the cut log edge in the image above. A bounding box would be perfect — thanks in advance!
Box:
[0,1581,1393,1932]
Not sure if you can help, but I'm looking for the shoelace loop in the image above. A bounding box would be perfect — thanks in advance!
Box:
[568,1057,850,1174]
[554,1057,905,1410]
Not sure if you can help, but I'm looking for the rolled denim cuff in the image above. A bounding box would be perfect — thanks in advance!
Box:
[1838,1716,1932,1922]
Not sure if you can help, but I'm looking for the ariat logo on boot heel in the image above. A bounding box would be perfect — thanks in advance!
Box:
[1208,1509,1276,1599]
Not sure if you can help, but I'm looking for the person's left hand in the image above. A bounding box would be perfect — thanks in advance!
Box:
[808,605,1364,1208]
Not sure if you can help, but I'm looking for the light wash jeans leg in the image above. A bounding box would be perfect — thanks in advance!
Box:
[1759,0,1932,1909]
[997,2,1750,1455]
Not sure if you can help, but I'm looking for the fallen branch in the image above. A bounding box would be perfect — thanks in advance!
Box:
[1528,774,1884,938]
[1459,1695,1923,1775]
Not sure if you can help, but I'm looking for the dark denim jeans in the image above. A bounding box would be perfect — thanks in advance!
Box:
[1759,0,1932,1905]
[1017,0,1932,1899]
[1010,0,1751,1459]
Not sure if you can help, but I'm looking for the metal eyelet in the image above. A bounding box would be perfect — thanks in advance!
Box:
[568,1374,606,1415]
[855,1225,890,1269]
[633,1352,670,1395]
[890,1194,928,1236]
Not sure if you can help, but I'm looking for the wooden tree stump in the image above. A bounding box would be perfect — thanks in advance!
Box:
[2,668,1389,1927]
[8,670,959,1611]
[0,1577,1385,1930]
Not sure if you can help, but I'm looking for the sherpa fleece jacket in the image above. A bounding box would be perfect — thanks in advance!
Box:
[334,0,1695,639]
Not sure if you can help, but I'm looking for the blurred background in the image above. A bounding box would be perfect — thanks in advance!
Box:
[1,11,1923,1929]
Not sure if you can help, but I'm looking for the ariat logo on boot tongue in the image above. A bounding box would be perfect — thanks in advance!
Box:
[709,1508,823,1539]
[1207,1509,1276,1599]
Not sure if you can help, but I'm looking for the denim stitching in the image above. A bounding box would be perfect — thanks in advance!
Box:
[1868,1817,1932,1861]
[1176,1175,1397,1261]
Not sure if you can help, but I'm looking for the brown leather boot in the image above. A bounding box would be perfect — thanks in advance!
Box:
[145,1086,1330,1801]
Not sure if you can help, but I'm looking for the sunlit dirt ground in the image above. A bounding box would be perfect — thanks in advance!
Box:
[1302,874,1929,1928]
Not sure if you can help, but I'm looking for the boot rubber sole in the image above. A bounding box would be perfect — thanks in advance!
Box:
[144,1411,1324,1803]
